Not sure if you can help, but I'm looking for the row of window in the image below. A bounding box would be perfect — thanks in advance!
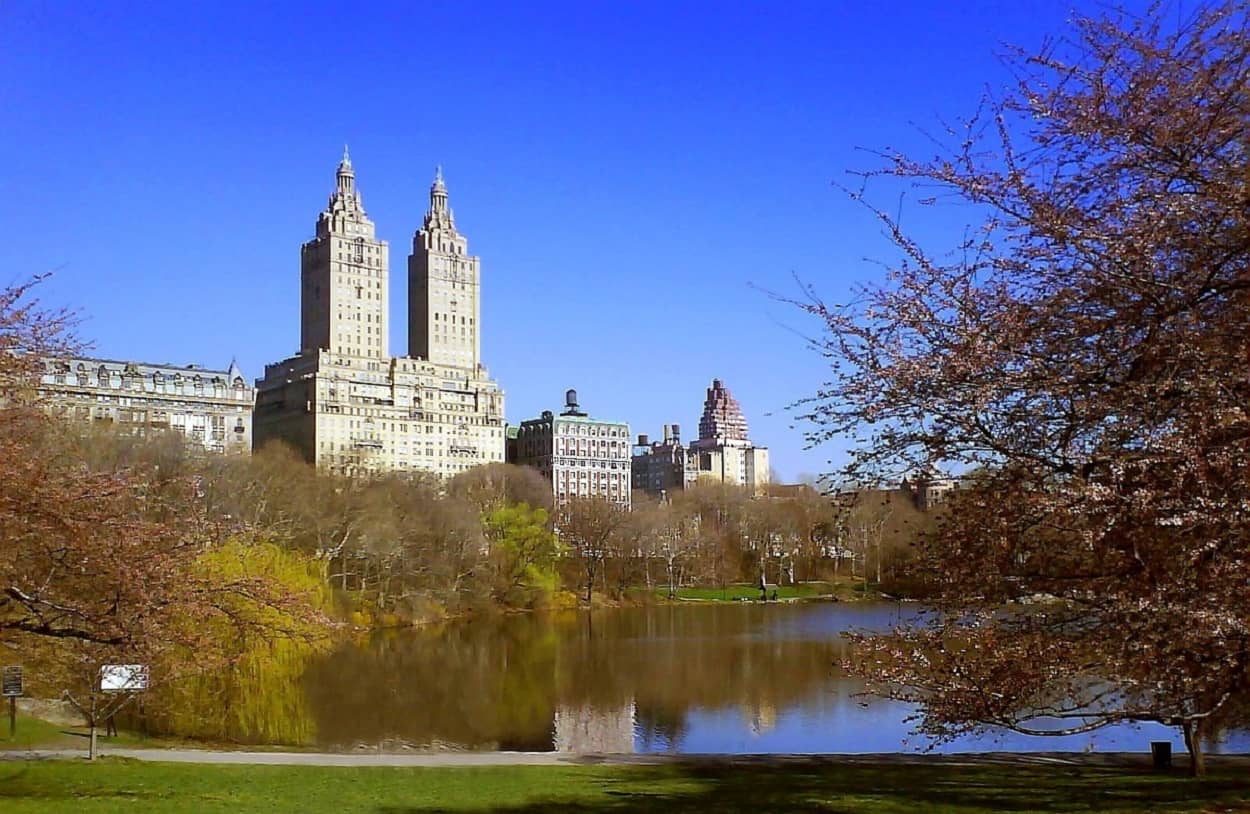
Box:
[558,440,628,452]
[557,462,630,475]
[49,371,247,396]
[522,423,628,438]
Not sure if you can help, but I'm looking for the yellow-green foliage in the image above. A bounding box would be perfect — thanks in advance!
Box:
[484,503,562,608]
[149,541,333,745]
[197,539,333,629]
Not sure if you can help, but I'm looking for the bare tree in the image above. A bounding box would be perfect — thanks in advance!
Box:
[558,497,627,604]
[794,2,1250,775]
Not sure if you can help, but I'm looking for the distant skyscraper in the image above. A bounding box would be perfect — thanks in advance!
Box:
[691,379,769,494]
[632,380,770,497]
[408,167,480,369]
[299,147,390,360]
[254,153,506,477]
[695,378,750,447]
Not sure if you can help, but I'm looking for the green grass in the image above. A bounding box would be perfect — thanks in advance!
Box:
[0,758,1247,813]
[657,581,853,602]
[0,713,175,753]
[0,714,69,749]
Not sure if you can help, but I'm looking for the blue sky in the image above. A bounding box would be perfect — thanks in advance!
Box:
[1,1,1116,481]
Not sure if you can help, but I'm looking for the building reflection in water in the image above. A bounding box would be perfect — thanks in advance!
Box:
[145,602,1216,754]
[746,701,778,737]
[173,603,914,751]
[553,700,637,753]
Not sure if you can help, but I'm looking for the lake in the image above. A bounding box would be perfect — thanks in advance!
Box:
[245,602,1248,754]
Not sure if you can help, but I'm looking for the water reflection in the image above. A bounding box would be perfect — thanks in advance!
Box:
[202,603,1241,755]
[554,702,636,753]
[299,604,896,752]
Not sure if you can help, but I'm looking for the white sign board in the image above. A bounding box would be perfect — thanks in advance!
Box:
[99,664,149,693]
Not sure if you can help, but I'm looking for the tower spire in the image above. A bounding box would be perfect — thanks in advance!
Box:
[333,145,358,201]
[428,165,452,225]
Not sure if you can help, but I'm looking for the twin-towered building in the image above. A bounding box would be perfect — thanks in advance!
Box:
[34,152,773,494]
[252,151,505,476]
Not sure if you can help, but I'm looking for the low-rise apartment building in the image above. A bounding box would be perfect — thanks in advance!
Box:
[512,390,631,508]
[37,356,253,453]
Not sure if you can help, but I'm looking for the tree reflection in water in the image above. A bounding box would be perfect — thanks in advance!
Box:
[298,604,882,751]
[148,602,1245,754]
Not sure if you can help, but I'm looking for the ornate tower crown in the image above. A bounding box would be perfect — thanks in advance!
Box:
[424,166,456,231]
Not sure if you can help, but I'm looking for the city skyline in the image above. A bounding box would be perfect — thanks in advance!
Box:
[0,0,1131,480]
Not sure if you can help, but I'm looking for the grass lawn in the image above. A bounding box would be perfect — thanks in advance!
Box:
[657,580,873,602]
[0,758,1247,813]
[0,713,181,754]
[0,714,71,750]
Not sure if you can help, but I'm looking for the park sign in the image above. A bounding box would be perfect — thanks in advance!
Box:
[1,666,21,697]
[99,664,149,693]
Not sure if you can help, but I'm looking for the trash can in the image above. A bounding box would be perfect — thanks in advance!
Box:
[1151,741,1172,769]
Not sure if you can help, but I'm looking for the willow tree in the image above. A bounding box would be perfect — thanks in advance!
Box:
[1,280,326,754]
[796,3,1250,775]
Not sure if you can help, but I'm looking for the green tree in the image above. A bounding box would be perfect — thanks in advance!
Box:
[484,503,561,608]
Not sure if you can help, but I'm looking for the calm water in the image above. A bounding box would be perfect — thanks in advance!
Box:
[274,603,1247,754]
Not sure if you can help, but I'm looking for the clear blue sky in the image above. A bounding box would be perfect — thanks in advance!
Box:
[0,1,1124,481]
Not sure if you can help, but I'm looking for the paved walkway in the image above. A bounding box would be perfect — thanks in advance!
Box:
[6,747,1244,769]
[5,748,578,766]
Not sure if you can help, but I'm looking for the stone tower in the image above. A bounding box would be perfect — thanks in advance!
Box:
[696,378,750,447]
[299,147,390,359]
[682,378,769,494]
[408,168,481,368]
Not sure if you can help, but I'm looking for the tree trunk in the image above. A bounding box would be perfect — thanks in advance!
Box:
[1182,720,1206,777]
[89,721,98,761]
[875,537,883,585]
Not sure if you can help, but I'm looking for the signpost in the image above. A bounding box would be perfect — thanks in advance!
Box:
[2,666,23,737]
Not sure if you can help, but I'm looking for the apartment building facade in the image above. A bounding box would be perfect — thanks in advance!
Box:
[253,151,506,476]
[512,390,631,507]
[37,356,253,453]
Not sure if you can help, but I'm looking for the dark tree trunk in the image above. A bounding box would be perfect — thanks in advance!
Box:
[1182,720,1206,777]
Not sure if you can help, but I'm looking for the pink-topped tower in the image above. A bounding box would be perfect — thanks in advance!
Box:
[696,378,750,447]
[686,378,769,493]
